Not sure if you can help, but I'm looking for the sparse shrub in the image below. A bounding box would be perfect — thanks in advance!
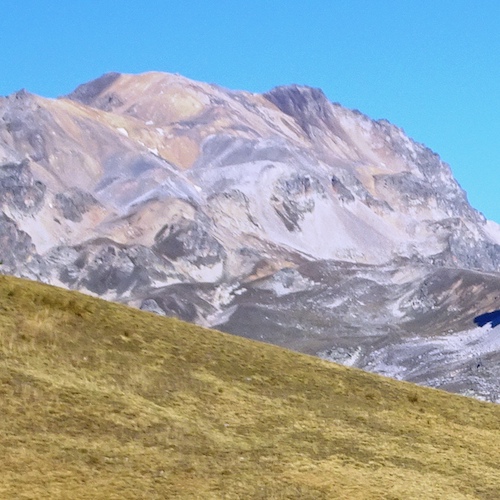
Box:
[408,392,419,403]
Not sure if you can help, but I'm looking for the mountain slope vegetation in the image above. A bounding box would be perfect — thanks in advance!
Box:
[0,274,499,499]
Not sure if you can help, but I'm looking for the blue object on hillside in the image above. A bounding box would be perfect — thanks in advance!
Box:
[474,310,500,328]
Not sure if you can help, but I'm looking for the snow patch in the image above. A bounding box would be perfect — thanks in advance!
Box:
[116,127,129,137]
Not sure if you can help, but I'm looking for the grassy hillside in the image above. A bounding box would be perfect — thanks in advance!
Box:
[0,275,499,499]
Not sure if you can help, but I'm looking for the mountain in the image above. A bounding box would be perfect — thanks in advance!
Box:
[2,71,500,401]
[2,274,500,499]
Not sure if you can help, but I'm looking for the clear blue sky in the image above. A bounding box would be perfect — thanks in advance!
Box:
[2,1,499,222]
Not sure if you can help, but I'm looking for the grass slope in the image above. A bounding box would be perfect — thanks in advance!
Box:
[0,275,499,499]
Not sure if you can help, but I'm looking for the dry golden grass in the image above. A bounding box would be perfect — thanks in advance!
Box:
[0,274,499,499]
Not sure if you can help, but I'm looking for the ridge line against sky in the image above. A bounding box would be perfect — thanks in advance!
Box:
[2,1,499,222]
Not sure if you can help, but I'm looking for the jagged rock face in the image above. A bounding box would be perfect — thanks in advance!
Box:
[2,71,500,401]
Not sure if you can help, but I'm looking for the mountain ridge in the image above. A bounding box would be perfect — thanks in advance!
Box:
[2,71,500,400]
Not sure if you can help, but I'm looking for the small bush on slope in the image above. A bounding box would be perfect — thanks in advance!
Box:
[0,274,499,499]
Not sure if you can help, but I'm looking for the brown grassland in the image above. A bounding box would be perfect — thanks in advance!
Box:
[0,274,499,499]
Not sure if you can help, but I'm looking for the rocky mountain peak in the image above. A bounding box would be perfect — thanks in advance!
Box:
[264,84,330,118]
[11,88,34,101]
[2,71,500,401]
[264,84,340,139]
[66,71,122,106]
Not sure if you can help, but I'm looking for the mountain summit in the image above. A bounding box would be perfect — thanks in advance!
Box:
[2,72,500,400]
